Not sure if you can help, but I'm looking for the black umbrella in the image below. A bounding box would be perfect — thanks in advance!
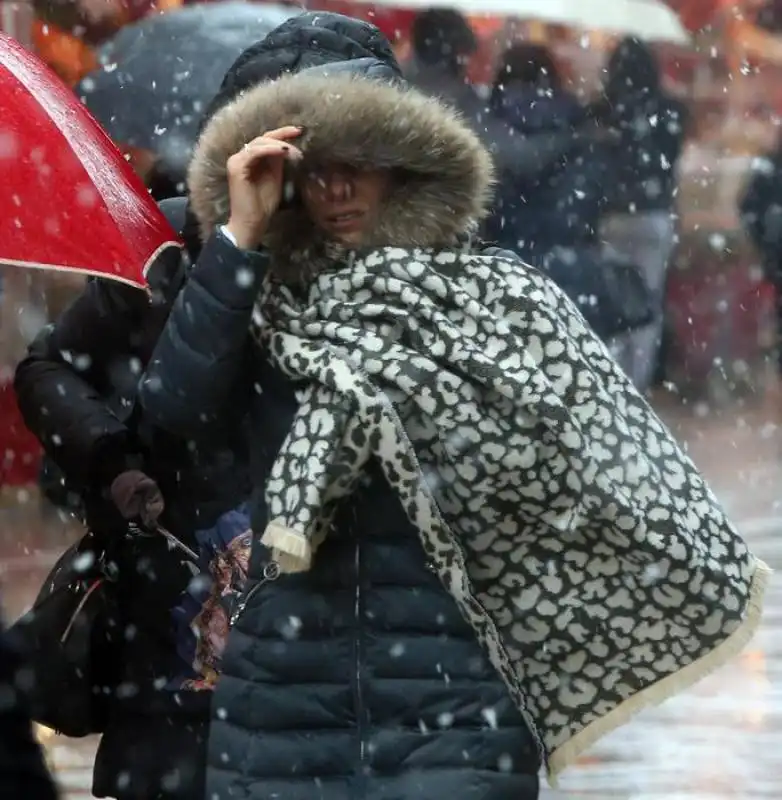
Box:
[76,2,297,176]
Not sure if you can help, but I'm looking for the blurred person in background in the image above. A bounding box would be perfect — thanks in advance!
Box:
[32,22,98,87]
[403,11,653,349]
[482,42,607,259]
[15,13,400,799]
[0,614,59,799]
[406,7,585,184]
[591,36,688,390]
[479,43,653,349]
[32,0,182,86]
[740,132,782,370]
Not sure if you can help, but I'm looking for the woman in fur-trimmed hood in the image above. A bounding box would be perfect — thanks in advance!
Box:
[143,57,543,800]
[141,57,766,800]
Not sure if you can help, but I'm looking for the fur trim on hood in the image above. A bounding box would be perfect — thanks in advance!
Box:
[187,70,494,280]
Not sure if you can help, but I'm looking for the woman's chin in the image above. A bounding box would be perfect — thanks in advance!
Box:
[331,230,366,247]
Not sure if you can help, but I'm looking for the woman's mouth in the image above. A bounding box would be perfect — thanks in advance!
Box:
[326,211,364,231]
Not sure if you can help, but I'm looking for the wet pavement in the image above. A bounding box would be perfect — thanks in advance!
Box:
[1,389,781,799]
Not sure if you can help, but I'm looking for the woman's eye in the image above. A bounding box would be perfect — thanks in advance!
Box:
[307,172,328,189]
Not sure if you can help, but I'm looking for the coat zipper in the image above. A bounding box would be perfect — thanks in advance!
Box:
[229,561,280,627]
[353,524,368,799]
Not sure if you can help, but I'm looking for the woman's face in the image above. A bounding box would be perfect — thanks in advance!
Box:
[299,164,392,246]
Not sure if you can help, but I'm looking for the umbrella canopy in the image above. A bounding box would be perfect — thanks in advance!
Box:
[347,0,690,44]
[77,2,298,177]
[0,32,180,289]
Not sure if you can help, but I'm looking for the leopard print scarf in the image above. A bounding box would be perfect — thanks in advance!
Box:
[253,245,769,782]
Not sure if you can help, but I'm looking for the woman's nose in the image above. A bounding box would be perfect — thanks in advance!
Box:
[323,169,353,202]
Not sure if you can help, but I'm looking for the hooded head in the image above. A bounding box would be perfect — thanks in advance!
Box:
[203,11,401,122]
[180,12,403,257]
[410,8,477,75]
[489,43,573,127]
[493,43,563,94]
[187,61,494,283]
[605,36,661,104]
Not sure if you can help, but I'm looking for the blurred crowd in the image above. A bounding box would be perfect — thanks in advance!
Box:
[7,1,782,407]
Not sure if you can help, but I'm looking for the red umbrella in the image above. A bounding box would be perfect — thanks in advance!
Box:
[0,32,181,290]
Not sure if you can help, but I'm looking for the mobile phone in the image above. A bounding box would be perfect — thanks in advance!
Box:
[279,161,298,210]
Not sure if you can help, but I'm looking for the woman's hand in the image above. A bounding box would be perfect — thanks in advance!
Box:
[224,126,303,250]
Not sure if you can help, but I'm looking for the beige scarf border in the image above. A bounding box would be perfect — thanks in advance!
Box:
[547,557,772,785]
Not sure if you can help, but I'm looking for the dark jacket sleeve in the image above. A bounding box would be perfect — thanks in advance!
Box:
[0,618,59,800]
[13,278,149,488]
[14,198,188,490]
[139,230,270,438]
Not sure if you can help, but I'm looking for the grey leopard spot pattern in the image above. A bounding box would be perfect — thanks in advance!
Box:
[253,245,766,776]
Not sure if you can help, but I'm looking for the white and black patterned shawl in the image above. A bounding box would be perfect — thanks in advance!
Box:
[253,244,768,781]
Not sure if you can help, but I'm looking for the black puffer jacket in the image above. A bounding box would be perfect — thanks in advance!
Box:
[483,86,604,257]
[14,14,405,800]
[140,60,540,799]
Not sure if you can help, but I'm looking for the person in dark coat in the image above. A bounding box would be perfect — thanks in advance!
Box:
[590,36,688,389]
[740,139,782,267]
[740,134,782,369]
[13,13,404,800]
[592,37,687,221]
[406,8,581,185]
[483,42,606,258]
[138,57,541,800]
[0,615,59,800]
[478,44,655,346]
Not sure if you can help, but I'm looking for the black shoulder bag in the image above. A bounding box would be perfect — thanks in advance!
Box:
[8,522,197,737]
[8,529,120,737]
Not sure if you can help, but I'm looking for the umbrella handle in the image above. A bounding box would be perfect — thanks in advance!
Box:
[128,521,199,562]
[152,523,200,562]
